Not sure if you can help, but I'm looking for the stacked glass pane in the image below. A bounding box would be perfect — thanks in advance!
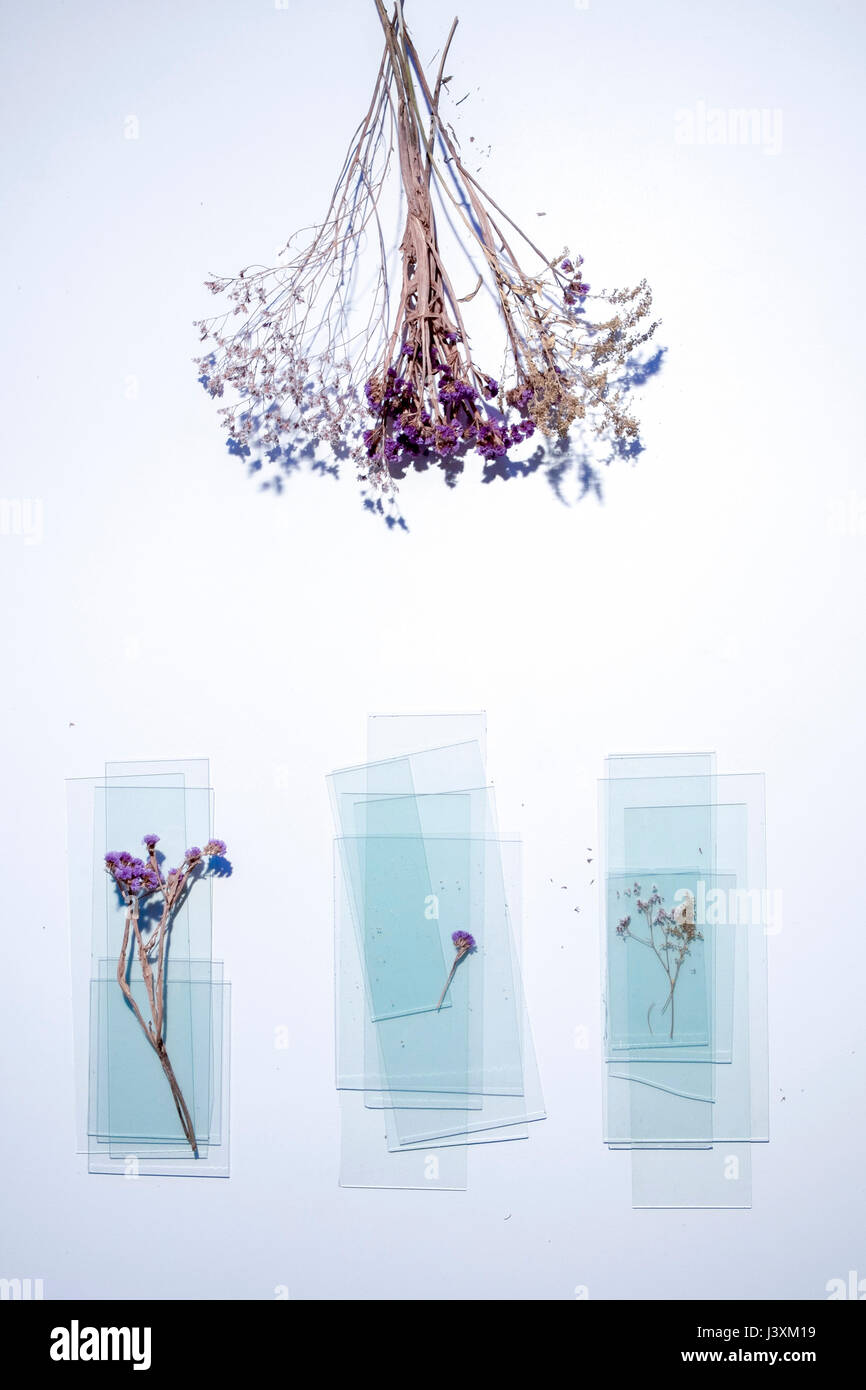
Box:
[330,715,546,1189]
[600,754,769,1207]
[66,760,231,1177]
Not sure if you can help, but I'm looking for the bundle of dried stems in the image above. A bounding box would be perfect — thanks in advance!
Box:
[106,837,227,1155]
[195,0,658,519]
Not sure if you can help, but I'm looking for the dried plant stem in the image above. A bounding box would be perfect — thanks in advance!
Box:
[116,898,198,1155]
[435,943,471,1011]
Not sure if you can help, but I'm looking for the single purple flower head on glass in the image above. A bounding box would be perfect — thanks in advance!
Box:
[142,833,160,849]
[452,930,476,954]
[105,851,121,868]
[561,258,573,272]
[185,846,202,862]
[436,930,477,1010]
[204,838,227,857]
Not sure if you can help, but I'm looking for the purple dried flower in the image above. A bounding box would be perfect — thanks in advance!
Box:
[194,6,657,519]
[185,847,202,862]
[142,834,160,849]
[434,423,459,454]
[204,838,227,857]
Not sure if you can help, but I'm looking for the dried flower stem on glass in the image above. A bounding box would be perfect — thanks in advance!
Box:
[436,930,476,1011]
[105,836,228,1155]
[616,884,703,1040]
[194,0,658,519]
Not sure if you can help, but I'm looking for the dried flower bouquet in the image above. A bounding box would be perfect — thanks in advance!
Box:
[106,836,228,1155]
[195,1,658,520]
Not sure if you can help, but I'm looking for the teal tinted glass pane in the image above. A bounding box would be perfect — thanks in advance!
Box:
[329,740,489,827]
[328,742,492,1021]
[337,831,546,1138]
[607,870,715,1052]
[91,959,224,1150]
[601,769,768,1155]
[605,1070,714,1146]
[630,1144,753,1209]
[606,752,716,780]
[336,834,477,1095]
[89,971,226,1162]
[385,1119,530,1149]
[608,805,767,1141]
[88,982,230,1179]
[108,971,226,1162]
[69,762,228,1177]
[105,758,210,787]
[96,782,214,967]
[332,734,546,1170]
[339,1091,469,1190]
[337,832,447,1022]
[367,713,486,764]
[381,838,546,1146]
[606,871,737,1062]
[600,755,768,1206]
[69,771,216,1156]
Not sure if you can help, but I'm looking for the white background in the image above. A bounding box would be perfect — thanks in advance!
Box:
[1,0,864,1299]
